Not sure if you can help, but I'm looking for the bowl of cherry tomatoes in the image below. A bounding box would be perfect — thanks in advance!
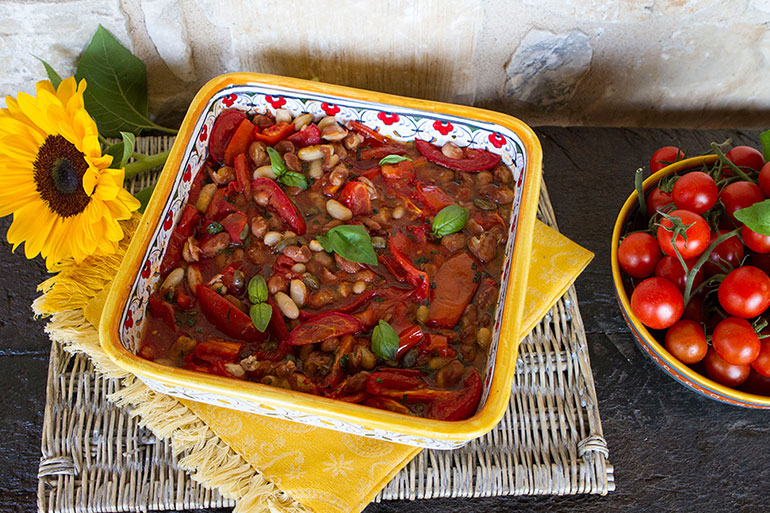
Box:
[612,144,770,408]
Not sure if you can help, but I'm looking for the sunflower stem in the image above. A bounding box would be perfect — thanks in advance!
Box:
[124,151,170,179]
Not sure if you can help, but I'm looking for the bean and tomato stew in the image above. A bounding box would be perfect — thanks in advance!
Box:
[138,107,515,420]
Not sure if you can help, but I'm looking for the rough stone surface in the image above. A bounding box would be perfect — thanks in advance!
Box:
[140,0,197,82]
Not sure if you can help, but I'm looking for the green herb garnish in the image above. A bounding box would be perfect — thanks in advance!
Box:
[249,302,272,333]
[379,154,412,166]
[431,205,469,237]
[266,147,308,190]
[317,225,378,266]
[371,319,399,360]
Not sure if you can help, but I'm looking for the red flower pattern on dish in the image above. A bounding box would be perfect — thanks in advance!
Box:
[377,112,399,125]
[432,120,453,135]
[265,95,286,109]
[321,103,340,116]
[222,94,236,107]
[488,132,506,148]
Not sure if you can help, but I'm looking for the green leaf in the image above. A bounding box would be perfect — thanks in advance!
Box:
[278,171,308,190]
[133,183,155,214]
[34,56,62,89]
[248,275,268,304]
[206,221,224,235]
[378,155,412,166]
[266,147,287,176]
[250,302,272,332]
[317,225,378,266]
[761,129,770,163]
[75,25,173,137]
[735,199,770,236]
[371,319,398,360]
[105,131,136,168]
[432,205,469,237]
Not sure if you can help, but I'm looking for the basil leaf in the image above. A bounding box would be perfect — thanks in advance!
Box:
[133,183,155,214]
[735,199,770,236]
[761,129,770,163]
[371,319,398,360]
[317,225,378,266]
[266,147,287,176]
[75,25,175,137]
[379,155,412,166]
[249,302,272,332]
[278,171,308,190]
[248,275,268,304]
[432,205,469,237]
[105,131,136,168]
[34,56,62,89]
[206,221,224,235]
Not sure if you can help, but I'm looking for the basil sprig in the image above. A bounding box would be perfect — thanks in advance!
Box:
[317,225,378,265]
[266,147,308,190]
[432,205,469,237]
[735,199,770,236]
[371,319,399,360]
[247,275,271,331]
[379,154,412,166]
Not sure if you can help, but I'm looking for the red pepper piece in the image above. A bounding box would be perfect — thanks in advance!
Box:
[321,335,356,389]
[288,312,364,345]
[396,325,424,359]
[209,110,247,163]
[196,285,266,342]
[210,360,241,378]
[331,391,368,404]
[176,290,195,310]
[364,396,411,415]
[148,293,176,330]
[254,297,291,361]
[252,178,306,235]
[205,188,243,219]
[415,139,501,173]
[418,334,456,358]
[349,120,389,146]
[415,182,453,213]
[221,262,246,296]
[177,204,201,236]
[220,212,248,243]
[427,369,482,421]
[233,152,252,200]
[427,251,479,328]
[366,370,425,396]
[338,181,372,216]
[388,233,430,301]
[286,123,321,148]
[359,144,407,161]
[223,118,256,166]
[187,166,207,206]
[253,122,294,145]
[160,205,200,277]
[472,211,506,230]
[183,360,212,373]
[381,160,415,181]
[191,339,243,363]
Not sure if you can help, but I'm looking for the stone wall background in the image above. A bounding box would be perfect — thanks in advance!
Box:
[2,0,769,129]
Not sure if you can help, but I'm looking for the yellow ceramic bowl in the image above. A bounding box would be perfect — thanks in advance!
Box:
[100,73,543,448]
[612,155,770,408]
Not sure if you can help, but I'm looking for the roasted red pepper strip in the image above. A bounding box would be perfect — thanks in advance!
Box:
[196,285,266,342]
[191,339,243,363]
[415,182,453,213]
[224,119,255,166]
[252,178,306,235]
[288,312,364,345]
[177,204,201,235]
[321,335,356,389]
[148,293,176,330]
[366,370,425,396]
[187,167,207,206]
[472,211,506,230]
[255,297,291,361]
[427,369,482,421]
[209,110,247,163]
[359,144,407,161]
[396,325,424,359]
[253,122,294,145]
[349,120,389,146]
[418,334,456,358]
[220,212,248,243]
[364,396,411,415]
[388,234,430,301]
[427,251,479,328]
[415,139,501,173]
[285,123,321,148]
[380,160,415,181]
[160,205,200,277]
[205,188,243,219]
[233,152,252,200]
[338,181,372,216]
[176,291,195,310]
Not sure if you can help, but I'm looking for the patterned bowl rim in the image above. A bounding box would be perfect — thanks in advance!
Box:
[611,154,770,409]
[100,72,543,441]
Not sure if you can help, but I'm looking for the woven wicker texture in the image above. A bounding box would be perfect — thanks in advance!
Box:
[37,137,612,512]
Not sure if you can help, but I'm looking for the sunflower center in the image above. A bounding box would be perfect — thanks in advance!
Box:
[33,135,91,218]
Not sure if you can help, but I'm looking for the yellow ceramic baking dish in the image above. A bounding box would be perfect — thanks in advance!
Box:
[100,73,543,448]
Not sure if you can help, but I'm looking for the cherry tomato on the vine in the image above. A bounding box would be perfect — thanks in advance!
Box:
[618,232,661,278]
[672,172,718,214]
[759,162,770,198]
[726,146,765,172]
[720,181,765,223]
[655,255,703,293]
[717,266,770,319]
[656,209,711,259]
[646,187,674,214]
[650,146,684,173]
[741,224,770,254]
[630,277,684,330]
[741,368,770,395]
[704,348,750,387]
[664,320,708,364]
[703,230,745,276]
[712,317,761,366]
[752,338,770,378]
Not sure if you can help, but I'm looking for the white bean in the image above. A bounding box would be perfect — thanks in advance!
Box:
[195,183,217,213]
[274,292,299,319]
[308,159,323,179]
[321,125,348,142]
[224,362,246,378]
[161,267,185,291]
[187,264,203,294]
[293,113,313,131]
[392,206,405,219]
[275,108,292,124]
[253,164,277,179]
[309,240,324,252]
[298,145,324,161]
[326,199,353,221]
[290,279,308,307]
[264,231,283,247]
[318,116,337,130]
[291,263,307,273]
[353,280,367,294]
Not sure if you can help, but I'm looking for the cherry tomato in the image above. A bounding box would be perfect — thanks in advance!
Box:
[618,232,661,278]
[703,230,745,276]
[646,187,674,215]
[759,162,770,197]
[717,266,770,318]
[741,368,770,395]
[664,320,708,364]
[672,172,718,214]
[704,348,750,387]
[726,146,765,172]
[752,338,770,377]
[682,294,706,323]
[655,255,703,293]
[712,317,760,365]
[720,181,765,223]
[656,209,711,259]
[742,224,770,254]
[650,146,684,173]
[630,277,684,330]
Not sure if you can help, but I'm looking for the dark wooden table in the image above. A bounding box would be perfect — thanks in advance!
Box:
[2,128,768,513]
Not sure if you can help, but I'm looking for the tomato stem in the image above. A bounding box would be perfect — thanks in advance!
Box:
[682,228,740,306]
[711,142,757,184]
[635,168,647,218]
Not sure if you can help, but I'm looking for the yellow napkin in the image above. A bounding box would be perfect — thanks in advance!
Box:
[169,220,592,513]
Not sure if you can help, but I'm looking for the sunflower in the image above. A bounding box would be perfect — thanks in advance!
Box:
[0,77,140,269]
